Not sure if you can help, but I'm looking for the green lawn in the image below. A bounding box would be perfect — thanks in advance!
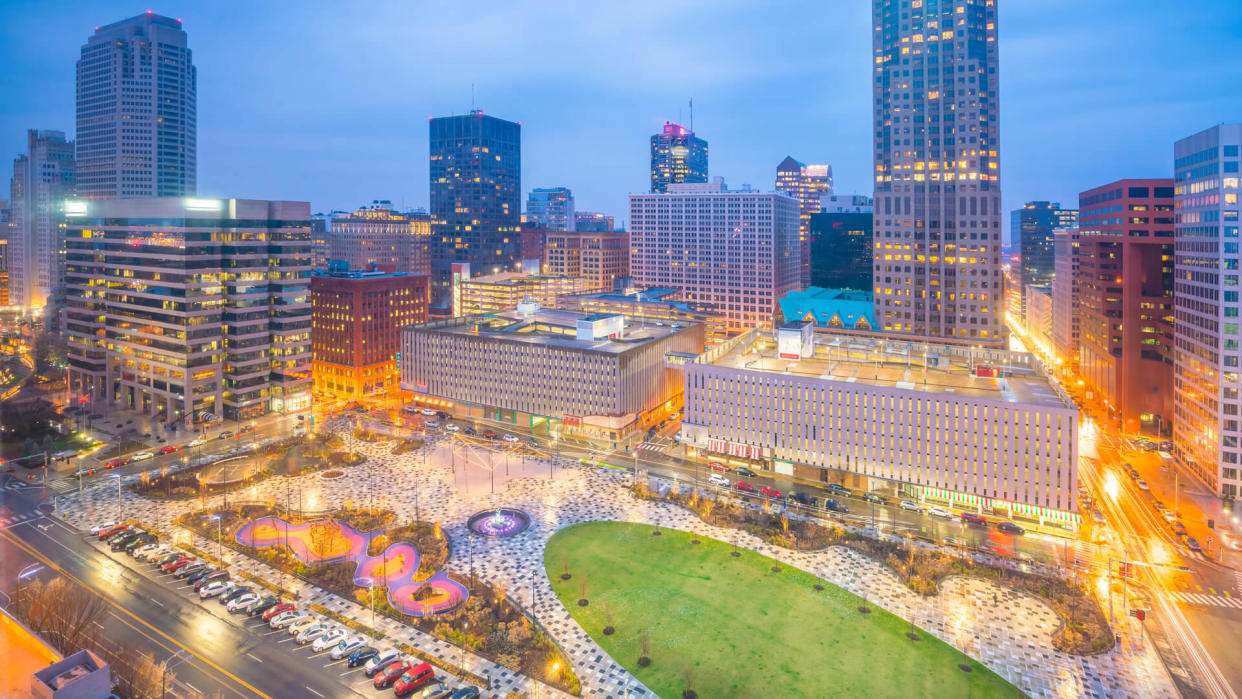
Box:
[545,521,1022,699]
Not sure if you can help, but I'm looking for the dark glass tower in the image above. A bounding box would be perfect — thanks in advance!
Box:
[429,110,521,307]
[650,122,707,193]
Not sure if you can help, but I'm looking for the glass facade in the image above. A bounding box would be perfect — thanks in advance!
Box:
[649,122,707,194]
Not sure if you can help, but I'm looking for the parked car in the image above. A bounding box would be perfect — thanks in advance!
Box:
[139,545,174,561]
[420,408,436,417]
[760,485,782,499]
[123,534,157,553]
[392,662,436,696]
[482,430,498,439]
[734,467,757,478]
[89,521,118,536]
[527,436,539,446]
[420,683,454,699]
[162,557,197,574]
[374,660,418,690]
[502,433,519,443]
[227,593,261,612]
[287,616,321,636]
[312,628,349,652]
[195,570,230,591]
[132,543,162,558]
[1159,440,1175,451]
[863,493,887,505]
[824,499,849,514]
[186,567,217,585]
[961,512,988,526]
[131,452,154,461]
[826,483,851,496]
[707,462,729,472]
[158,445,178,455]
[98,523,130,540]
[707,474,730,487]
[462,426,477,436]
[899,499,922,513]
[247,597,280,617]
[363,649,402,677]
[269,610,302,629]
[108,531,140,550]
[153,551,185,567]
[928,506,953,519]
[329,635,367,660]
[996,522,1025,536]
[348,646,379,667]
[200,581,235,599]
[175,562,210,579]
[445,424,460,433]
[261,602,295,621]
[734,480,755,492]
[296,624,331,645]
[450,687,481,699]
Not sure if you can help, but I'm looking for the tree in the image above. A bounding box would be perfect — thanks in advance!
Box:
[13,577,107,653]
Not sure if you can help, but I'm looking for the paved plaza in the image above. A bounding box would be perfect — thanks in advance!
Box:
[55,420,1177,698]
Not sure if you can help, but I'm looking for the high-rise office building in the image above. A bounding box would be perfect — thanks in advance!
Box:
[776,157,833,288]
[809,197,873,291]
[574,211,615,232]
[328,201,430,275]
[76,12,196,199]
[9,130,76,309]
[0,199,9,307]
[526,188,575,231]
[1012,201,1078,301]
[543,230,629,291]
[429,110,521,308]
[1173,124,1242,495]
[1050,229,1081,370]
[63,198,312,422]
[872,0,1003,344]
[650,122,707,194]
[1077,180,1175,436]
[629,178,800,333]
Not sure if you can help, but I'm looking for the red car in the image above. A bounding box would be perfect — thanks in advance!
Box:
[104,458,129,469]
[482,430,498,440]
[374,660,418,690]
[97,524,128,539]
[761,486,782,499]
[392,662,434,696]
[158,445,178,454]
[707,462,730,472]
[961,512,987,526]
[262,602,295,621]
[734,481,755,492]
[162,556,196,573]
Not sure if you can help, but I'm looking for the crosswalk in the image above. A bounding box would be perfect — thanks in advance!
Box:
[1166,590,1242,609]
[0,480,33,492]
[0,511,41,528]
[638,442,669,454]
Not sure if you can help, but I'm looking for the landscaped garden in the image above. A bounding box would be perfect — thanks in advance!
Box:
[546,521,1021,699]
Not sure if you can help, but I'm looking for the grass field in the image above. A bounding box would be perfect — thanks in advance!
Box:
[545,521,1022,699]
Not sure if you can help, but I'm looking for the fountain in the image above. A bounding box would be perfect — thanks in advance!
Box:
[467,508,531,538]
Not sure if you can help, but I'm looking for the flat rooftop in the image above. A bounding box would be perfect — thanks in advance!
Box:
[464,271,581,286]
[410,308,690,354]
[706,332,1071,409]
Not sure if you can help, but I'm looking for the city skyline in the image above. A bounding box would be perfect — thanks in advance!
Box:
[1,1,1239,239]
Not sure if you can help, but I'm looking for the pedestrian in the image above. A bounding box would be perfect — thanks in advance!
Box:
[993,591,997,606]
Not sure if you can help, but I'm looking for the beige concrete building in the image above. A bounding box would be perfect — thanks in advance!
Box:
[457,271,594,315]
[543,230,629,291]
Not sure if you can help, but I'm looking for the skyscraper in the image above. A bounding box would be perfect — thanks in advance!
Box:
[809,199,873,291]
[574,211,615,232]
[872,0,1002,344]
[9,130,76,309]
[776,157,834,288]
[1173,124,1242,496]
[429,110,521,307]
[1050,229,1081,370]
[526,187,575,231]
[76,12,196,199]
[1011,201,1078,296]
[650,122,707,193]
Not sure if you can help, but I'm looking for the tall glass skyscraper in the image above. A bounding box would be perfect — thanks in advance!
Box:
[650,122,707,193]
[429,110,521,307]
[871,0,1002,344]
[526,187,575,231]
[76,11,196,199]
[776,156,834,289]
[9,130,76,309]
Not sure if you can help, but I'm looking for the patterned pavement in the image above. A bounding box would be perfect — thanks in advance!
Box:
[54,423,1176,699]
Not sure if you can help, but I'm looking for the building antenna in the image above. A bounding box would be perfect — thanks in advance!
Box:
[689,98,694,132]
[471,83,475,112]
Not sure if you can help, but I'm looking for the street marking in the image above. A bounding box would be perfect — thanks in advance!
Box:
[151,598,164,607]
[305,687,325,697]
[244,652,262,663]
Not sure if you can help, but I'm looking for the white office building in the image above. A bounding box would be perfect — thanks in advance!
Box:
[679,327,1080,525]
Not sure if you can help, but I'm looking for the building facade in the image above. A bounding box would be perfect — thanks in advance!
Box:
[872,0,1003,344]
[555,287,728,340]
[1050,229,1081,370]
[629,179,800,333]
[9,130,76,310]
[311,269,429,400]
[457,271,595,315]
[680,329,1079,524]
[809,208,872,291]
[574,211,615,232]
[1077,179,1175,436]
[401,308,704,444]
[776,157,834,288]
[650,122,707,193]
[526,188,575,232]
[76,12,195,199]
[543,230,629,291]
[327,202,429,275]
[1011,201,1078,313]
[429,110,521,308]
[1173,124,1242,495]
[1024,284,1053,347]
[63,198,312,423]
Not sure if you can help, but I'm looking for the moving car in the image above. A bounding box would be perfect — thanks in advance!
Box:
[1186,536,1202,551]
[734,467,757,477]
[347,646,379,667]
[392,662,435,696]
[262,602,295,621]
[734,480,755,492]
[104,458,129,469]
[527,437,539,446]
[363,648,402,677]
[707,462,729,472]
[961,512,987,526]
[238,424,255,435]
[502,433,519,443]
[374,660,418,689]
[158,445,178,454]
[824,499,849,514]
[311,628,349,652]
[188,436,207,447]
[420,408,436,417]
[760,485,782,499]
[296,624,332,645]
[482,430,498,439]
[895,500,920,512]
[707,474,730,487]
[227,593,261,612]
[130,452,154,461]
[73,466,98,478]
[445,424,460,433]
[1137,480,1150,491]
[927,506,953,519]
[996,522,1025,536]
[787,491,814,506]
[462,426,477,436]
[218,431,233,439]
[329,635,367,660]
[863,493,887,505]
[826,483,851,496]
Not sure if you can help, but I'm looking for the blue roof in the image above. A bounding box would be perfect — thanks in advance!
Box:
[779,287,876,329]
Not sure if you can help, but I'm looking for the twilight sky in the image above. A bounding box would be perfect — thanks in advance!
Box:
[3,0,1241,242]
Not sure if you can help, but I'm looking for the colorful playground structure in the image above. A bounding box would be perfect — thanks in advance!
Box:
[235,516,468,616]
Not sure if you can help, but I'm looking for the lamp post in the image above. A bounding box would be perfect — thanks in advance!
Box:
[161,648,190,699]
[358,576,376,631]
[16,563,44,605]
[208,514,223,565]
[109,474,122,524]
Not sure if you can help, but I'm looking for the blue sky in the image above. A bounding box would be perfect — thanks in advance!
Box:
[3,0,1241,242]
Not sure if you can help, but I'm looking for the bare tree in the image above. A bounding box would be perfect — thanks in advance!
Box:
[14,577,107,653]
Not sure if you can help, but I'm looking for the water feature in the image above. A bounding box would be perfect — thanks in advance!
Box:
[467,508,531,538]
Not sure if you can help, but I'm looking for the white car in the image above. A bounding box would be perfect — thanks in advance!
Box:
[139,545,175,561]
[1137,480,1150,491]
[188,437,207,447]
[273,612,312,630]
[89,521,117,535]
[269,610,303,629]
[708,474,730,487]
[445,424,460,433]
[199,581,234,599]
[927,505,953,519]
[420,408,436,416]
[226,593,261,613]
[329,635,367,660]
[1163,509,1178,522]
[132,543,162,558]
[287,616,320,636]
[502,433,520,443]
[312,628,349,652]
[295,624,331,644]
[899,499,923,513]
[130,452,154,461]
[363,648,401,675]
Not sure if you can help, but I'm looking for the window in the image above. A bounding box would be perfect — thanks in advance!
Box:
[1128,187,1149,198]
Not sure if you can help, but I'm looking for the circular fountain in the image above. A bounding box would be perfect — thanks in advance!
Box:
[467,508,531,538]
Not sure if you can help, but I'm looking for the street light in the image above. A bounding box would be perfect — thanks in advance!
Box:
[108,474,122,524]
[161,648,191,698]
[358,576,377,631]
[208,514,223,565]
